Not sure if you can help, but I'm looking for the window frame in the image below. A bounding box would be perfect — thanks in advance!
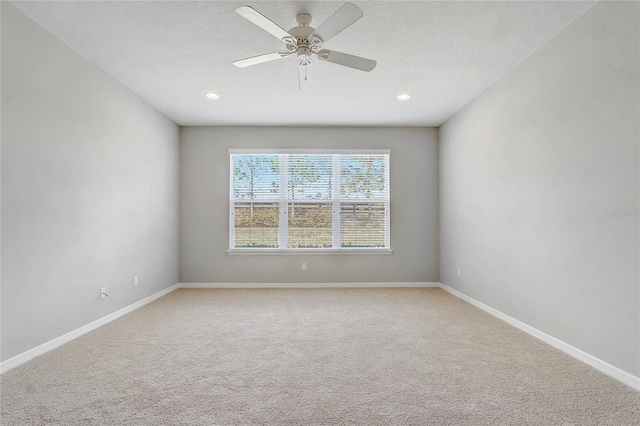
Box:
[228,149,392,255]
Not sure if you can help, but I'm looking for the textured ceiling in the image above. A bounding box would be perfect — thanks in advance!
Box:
[11,1,596,127]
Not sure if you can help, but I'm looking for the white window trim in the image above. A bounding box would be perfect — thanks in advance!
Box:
[229,150,391,255]
[227,248,393,255]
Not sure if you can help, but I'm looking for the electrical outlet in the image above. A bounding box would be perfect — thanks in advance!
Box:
[301,263,307,271]
[133,276,139,287]
[457,268,461,278]
[100,287,108,299]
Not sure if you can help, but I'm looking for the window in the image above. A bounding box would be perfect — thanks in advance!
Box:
[229,150,390,253]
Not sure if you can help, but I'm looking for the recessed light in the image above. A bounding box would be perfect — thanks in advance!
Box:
[397,94,411,101]
[205,92,220,100]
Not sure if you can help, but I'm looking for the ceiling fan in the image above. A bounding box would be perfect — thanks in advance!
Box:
[233,2,377,88]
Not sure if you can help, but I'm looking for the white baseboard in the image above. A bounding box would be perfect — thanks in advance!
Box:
[180,282,440,288]
[438,283,640,391]
[0,283,181,374]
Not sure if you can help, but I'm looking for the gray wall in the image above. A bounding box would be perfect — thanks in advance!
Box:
[440,1,639,376]
[1,4,180,361]
[180,126,438,283]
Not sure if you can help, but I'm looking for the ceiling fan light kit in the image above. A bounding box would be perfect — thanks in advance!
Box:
[233,2,376,88]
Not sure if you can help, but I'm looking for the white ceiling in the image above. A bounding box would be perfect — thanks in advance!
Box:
[11,1,596,127]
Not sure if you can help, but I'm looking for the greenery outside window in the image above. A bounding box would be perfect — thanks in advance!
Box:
[229,150,391,253]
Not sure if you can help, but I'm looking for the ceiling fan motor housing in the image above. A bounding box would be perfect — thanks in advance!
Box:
[287,19,321,66]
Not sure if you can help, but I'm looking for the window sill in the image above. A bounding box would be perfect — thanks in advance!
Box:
[227,248,393,255]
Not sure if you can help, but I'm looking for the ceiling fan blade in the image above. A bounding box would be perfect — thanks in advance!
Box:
[317,49,376,72]
[236,6,291,41]
[310,3,363,43]
[233,51,291,68]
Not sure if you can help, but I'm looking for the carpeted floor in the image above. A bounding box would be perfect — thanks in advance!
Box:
[1,288,639,425]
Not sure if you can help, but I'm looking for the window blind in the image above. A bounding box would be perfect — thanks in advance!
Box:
[230,151,390,251]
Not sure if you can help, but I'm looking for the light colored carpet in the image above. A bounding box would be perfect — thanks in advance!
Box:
[1,288,639,425]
